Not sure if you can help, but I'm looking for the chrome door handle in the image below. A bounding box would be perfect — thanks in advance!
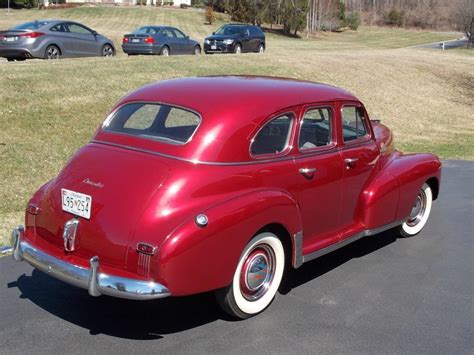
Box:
[299,167,316,175]
[344,157,359,169]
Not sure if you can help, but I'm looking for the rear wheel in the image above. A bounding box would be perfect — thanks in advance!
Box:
[257,44,264,53]
[6,58,14,62]
[234,44,242,54]
[102,44,114,57]
[160,46,170,56]
[216,232,285,319]
[44,45,60,60]
[399,183,433,237]
[193,45,201,55]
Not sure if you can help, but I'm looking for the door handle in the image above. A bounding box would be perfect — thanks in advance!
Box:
[344,157,359,169]
[299,167,316,177]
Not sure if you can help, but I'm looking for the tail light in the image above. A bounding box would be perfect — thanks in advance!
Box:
[18,32,45,39]
[144,36,155,44]
[122,37,129,43]
[27,204,41,215]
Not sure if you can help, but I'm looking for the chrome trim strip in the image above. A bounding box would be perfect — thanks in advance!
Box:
[302,219,405,264]
[11,226,170,300]
[292,231,303,268]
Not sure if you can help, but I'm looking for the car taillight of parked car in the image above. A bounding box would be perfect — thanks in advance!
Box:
[123,37,129,43]
[144,36,155,44]
[18,32,45,39]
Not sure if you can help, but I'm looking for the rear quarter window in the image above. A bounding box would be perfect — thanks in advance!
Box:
[103,103,200,144]
[250,114,293,156]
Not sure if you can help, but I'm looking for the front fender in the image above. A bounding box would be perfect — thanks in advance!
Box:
[361,152,441,229]
[156,189,302,296]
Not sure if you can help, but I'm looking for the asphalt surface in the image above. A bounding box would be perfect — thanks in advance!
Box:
[416,37,470,49]
[0,160,472,354]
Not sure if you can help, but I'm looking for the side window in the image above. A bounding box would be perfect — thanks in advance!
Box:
[147,27,157,35]
[161,29,175,38]
[172,29,186,39]
[299,107,332,150]
[251,114,293,156]
[50,23,67,32]
[341,106,368,142]
[68,23,93,35]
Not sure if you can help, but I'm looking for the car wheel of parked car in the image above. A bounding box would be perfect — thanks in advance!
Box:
[102,44,114,57]
[44,45,60,60]
[399,183,433,237]
[216,232,285,319]
[160,46,170,56]
[234,44,242,54]
[194,45,201,55]
[258,44,265,53]
[7,58,14,62]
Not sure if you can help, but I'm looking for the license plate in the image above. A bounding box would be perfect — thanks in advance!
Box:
[5,37,16,42]
[211,45,217,50]
[131,38,140,43]
[61,188,92,219]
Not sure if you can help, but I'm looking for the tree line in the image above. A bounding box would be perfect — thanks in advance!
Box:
[199,0,472,45]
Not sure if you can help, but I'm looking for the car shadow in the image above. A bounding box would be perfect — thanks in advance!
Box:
[8,228,399,339]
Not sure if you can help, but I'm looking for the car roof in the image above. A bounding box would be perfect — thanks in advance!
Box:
[106,76,360,163]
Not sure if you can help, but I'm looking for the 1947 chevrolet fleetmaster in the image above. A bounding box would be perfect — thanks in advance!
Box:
[10,76,441,318]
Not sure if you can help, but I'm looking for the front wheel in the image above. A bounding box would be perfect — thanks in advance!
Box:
[102,44,114,57]
[216,232,285,319]
[257,44,265,53]
[399,183,433,237]
[193,45,201,55]
[234,44,242,54]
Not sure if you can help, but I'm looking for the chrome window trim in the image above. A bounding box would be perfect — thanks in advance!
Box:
[101,100,203,146]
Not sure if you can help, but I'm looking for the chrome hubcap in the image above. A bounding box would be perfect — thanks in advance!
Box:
[407,190,427,227]
[163,49,169,56]
[236,46,241,54]
[240,245,275,301]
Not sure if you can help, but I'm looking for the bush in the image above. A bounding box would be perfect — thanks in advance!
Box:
[344,11,360,30]
[385,9,403,27]
[205,6,215,25]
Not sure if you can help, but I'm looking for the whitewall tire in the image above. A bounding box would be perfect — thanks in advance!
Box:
[216,232,285,319]
[399,183,433,237]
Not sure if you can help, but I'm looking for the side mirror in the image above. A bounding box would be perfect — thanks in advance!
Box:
[186,35,189,39]
[212,32,215,35]
[92,31,98,36]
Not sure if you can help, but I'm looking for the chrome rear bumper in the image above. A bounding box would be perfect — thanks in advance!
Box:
[10,226,170,300]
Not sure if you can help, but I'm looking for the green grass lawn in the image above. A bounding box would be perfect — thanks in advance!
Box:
[0,7,472,246]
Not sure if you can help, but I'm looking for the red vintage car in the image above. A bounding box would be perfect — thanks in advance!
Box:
[11,76,441,318]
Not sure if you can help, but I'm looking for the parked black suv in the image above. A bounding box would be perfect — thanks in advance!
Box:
[204,24,265,54]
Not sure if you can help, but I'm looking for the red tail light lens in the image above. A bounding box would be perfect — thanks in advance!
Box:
[19,32,45,39]
[144,36,155,44]
[123,37,129,43]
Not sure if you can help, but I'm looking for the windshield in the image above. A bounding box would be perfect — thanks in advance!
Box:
[103,103,201,145]
[12,21,50,30]
[215,25,245,36]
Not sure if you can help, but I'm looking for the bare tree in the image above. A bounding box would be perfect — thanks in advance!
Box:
[453,0,473,47]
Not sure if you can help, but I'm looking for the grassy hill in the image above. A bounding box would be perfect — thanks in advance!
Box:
[0,6,473,246]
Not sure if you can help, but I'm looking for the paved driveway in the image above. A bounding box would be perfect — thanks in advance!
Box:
[0,160,472,354]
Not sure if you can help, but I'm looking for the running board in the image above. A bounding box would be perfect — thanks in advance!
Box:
[293,219,405,267]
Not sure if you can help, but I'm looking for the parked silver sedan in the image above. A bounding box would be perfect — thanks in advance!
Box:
[0,20,115,61]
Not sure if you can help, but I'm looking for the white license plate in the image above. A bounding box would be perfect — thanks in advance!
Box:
[131,38,140,43]
[211,45,217,50]
[5,37,16,42]
[61,188,92,219]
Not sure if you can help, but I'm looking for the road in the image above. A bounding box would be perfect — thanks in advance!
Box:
[416,37,470,49]
[0,160,472,354]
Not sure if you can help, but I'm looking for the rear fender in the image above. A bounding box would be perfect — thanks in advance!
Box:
[156,189,302,296]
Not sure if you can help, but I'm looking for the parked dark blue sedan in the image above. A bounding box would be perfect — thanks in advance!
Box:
[122,26,201,56]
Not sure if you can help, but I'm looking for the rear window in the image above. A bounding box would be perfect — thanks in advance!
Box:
[103,103,200,144]
[251,114,293,156]
[12,21,49,30]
